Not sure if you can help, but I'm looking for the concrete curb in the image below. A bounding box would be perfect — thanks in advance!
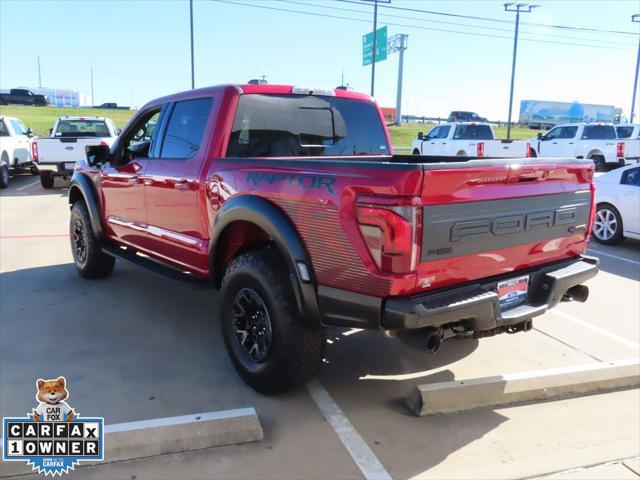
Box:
[1,407,263,477]
[406,358,640,417]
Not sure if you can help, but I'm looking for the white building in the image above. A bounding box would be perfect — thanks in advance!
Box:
[33,87,92,108]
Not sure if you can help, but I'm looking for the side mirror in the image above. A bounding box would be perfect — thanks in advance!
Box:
[26,128,34,138]
[48,128,53,135]
[537,132,543,140]
[417,132,424,140]
[86,144,110,167]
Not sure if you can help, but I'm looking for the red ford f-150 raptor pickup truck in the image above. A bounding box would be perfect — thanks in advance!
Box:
[68,84,598,393]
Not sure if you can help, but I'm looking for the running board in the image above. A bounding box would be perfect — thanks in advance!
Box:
[102,244,210,288]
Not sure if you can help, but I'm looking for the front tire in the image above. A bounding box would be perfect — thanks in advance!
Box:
[592,203,623,245]
[40,171,54,189]
[592,155,606,172]
[220,248,325,394]
[70,201,115,278]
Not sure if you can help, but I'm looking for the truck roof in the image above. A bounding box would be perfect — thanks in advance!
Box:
[146,84,373,109]
[553,122,615,127]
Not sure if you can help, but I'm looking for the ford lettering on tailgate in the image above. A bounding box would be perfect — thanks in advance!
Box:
[422,191,591,260]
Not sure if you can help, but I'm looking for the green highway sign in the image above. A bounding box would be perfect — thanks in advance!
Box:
[362,26,387,66]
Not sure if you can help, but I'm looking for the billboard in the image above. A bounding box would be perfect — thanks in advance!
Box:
[519,100,616,128]
[33,87,91,108]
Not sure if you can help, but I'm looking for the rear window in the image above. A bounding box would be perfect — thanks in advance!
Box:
[581,125,616,140]
[226,94,389,157]
[55,119,110,138]
[616,126,636,139]
[453,124,493,140]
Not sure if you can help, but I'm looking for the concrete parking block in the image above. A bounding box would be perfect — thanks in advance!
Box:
[406,358,640,416]
[0,408,262,477]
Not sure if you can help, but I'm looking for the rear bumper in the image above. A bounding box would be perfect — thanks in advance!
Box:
[382,256,598,331]
[37,162,75,174]
[317,255,598,332]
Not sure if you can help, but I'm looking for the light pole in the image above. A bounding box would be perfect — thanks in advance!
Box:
[90,64,94,107]
[362,0,390,97]
[190,0,195,89]
[388,34,408,126]
[37,55,42,88]
[504,3,539,139]
[630,14,639,123]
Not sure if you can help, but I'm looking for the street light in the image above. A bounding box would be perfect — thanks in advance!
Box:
[388,34,408,126]
[630,14,639,123]
[504,3,539,139]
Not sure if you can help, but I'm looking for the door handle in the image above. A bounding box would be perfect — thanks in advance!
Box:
[569,142,574,144]
[552,142,558,144]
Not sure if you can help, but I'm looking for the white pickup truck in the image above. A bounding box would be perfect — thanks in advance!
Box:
[528,123,625,172]
[0,115,38,188]
[37,116,118,188]
[615,124,640,165]
[411,122,530,158]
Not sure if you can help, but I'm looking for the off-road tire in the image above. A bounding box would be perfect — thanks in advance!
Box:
[69,201,115,279]
[40,171,54,189]
[413,149,420,155]
[0,164,9,189]
[220,248,326,394]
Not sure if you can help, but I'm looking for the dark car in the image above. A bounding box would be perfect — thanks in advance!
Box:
[448,111,487,122]
[0,89,48,106]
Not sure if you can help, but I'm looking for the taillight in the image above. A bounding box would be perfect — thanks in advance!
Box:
[100,141,109,147]
[617,141,625,157]
[476,142,485,157]
[526,142,531,158]
[356,202,421,274]
[587,182,596,241]
[31,142,39,162]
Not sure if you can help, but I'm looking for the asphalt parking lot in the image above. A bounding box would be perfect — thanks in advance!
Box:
[1,173,639,479]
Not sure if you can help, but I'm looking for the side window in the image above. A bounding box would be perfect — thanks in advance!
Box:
[439,126,451,138]
[559,126,578,139]
[616,127,634,139]
[621,167,640,187]
[545,127,562,140]
[0,121,8,137]
[427,127,440,139]
[159,98,212,159]
[122,110,161,162]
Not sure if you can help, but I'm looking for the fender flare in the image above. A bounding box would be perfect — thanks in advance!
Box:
[68,172,106,240]
[210,194,321,324]
[586,149,603,159]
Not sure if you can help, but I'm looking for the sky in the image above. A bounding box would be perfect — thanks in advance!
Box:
[1,0,639,120]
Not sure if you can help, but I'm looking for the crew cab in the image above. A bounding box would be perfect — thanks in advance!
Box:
[411,122,530,158]
[68,84,598,393]
[615,124,640,165]
[529,123,625,171]
[0,88,48,106]
[37,116,118,188]
[0,116,39,188]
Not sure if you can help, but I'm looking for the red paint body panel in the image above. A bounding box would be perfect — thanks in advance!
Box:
[77,84,595,300]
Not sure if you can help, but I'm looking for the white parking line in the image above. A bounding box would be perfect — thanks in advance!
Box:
[307,380,391,480]
[16,179,41,191]
[588,248,640,267]
[551,310,640,351]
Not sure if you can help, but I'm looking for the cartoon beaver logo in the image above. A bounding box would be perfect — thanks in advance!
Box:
[32,377,76,422]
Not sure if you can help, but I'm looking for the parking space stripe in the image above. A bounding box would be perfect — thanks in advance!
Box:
[588,248,640,267]
[552,310,640,351]
[307,380,392,480]
[16,179,41,191]
[0,234,69,239]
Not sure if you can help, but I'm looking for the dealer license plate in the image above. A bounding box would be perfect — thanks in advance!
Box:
[64,162,76,170]
[497,275,529,310]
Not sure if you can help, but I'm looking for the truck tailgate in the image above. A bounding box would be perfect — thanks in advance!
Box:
[38,137,112,163]
[416,158,594,291]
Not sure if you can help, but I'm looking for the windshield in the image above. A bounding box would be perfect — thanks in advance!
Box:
[453,124,493,140]
[226,94,389,157]
[54,119,110,138]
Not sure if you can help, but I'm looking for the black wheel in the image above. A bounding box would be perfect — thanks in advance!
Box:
[0,164,9,189]
[412,149,420,155]
[592,155,606,172]
[40,171,54,189]
[220,248,326,394]
[592,203,624,245]
[70,201,115,279]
